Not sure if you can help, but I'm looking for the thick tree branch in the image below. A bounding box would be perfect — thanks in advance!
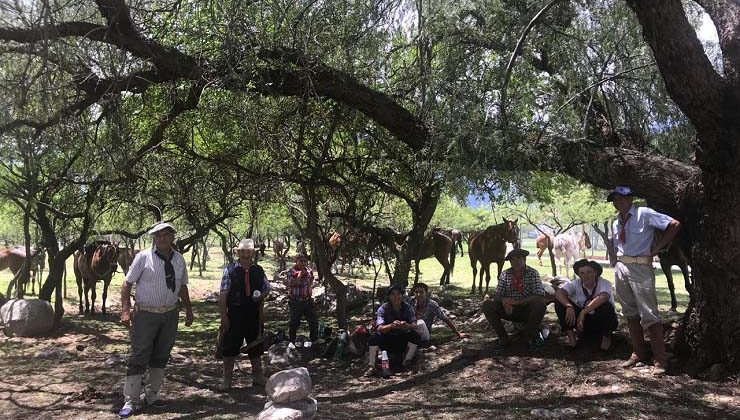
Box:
[696,0,740,80]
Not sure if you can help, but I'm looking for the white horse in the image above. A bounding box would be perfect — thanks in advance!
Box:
[554,233,579,278]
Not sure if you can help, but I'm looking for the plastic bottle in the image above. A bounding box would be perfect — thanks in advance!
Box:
[333,330,348,360]
[318,321,326,339]
[380,350,391,378]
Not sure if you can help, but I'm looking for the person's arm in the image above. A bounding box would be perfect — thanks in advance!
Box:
[577,292,609,331]
[651,219,681,256]
[219,267,231,331]
[286,269,301,287]
[120,252,143,327]
[179,285,194,326]
[121,281,134,327]
[257,274,271,302]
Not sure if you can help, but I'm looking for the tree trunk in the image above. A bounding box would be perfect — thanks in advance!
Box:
[302,185,348,329]
[681,168,740,370]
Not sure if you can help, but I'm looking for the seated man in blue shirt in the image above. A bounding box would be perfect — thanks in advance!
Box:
[409,282,469,346]
[364,284,421,376]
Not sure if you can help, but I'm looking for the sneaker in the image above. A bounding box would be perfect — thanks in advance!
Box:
[621,354,645,369]
[363,366,378,377]
[652,360,668,376]
[528,337,545,351]
[118,403,138,418]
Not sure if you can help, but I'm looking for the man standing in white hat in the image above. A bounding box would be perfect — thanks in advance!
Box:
[118,222,194,417]
[219,238,270,390]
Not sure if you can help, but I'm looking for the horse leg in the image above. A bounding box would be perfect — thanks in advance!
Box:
[537,248,544,266]
[101,277,110,315]
[660,261,678,311]
[90,280,97,314]
[83,281,91,314]
[76,278,84,314]
[471,262,478,294]
[681,263,693,296]
[482,263,491,295]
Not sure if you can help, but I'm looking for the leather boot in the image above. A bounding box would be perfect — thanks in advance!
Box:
[622,319,649,368]
[221,357,235,391]
[647,323,668,375]
[119,374,142,417]
[142,368,166,406]
[251,356,266,386]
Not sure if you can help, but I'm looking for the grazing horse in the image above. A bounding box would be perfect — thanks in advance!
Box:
[117,247,140,275]
[468,218,520,294]
[74,242,119,314]
[273,237,290,271]
[535,234,554,265]
[553,233,579,278]
[656,232,693,312]
[414,230,454,286]
[1,247,42,296]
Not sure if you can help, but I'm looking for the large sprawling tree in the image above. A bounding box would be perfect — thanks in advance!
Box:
[1,0,737,370]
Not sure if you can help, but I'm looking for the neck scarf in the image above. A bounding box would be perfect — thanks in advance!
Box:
[619,213,632,244]
[582,278,599,306]
[512,270,525,294]
[154,249,176,293]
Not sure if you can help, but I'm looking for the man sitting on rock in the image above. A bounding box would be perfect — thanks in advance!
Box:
[409,282,469,346]
[481,248,547,353]
[365,284,421,376]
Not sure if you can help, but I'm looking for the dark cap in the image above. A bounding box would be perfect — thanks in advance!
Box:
[387,284,406,296]
[606,186,634,202]
[505,248,530,261]
[572,259,603,277]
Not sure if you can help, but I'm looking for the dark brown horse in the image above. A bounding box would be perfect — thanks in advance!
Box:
[468,218,520,294]
[117,247,140,275]
[273,237,290,271]
[657,233,693,312]
[74,242,119,314]
[434,227,464,257]
[414,230,454,286]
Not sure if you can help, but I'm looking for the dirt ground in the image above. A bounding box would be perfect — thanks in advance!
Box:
[1,262,739,419]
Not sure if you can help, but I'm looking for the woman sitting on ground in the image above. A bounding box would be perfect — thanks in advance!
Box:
[554,259,618,351]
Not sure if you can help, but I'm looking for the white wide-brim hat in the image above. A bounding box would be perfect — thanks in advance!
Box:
[148,222,176,235]
[233,238,256,251]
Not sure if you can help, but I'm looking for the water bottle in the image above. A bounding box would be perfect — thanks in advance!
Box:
[333,330,347,360]
[380,350,391,378]
[318,322,326,339]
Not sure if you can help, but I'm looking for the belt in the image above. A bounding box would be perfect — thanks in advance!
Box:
[617,255,653,265]
[135,304,177,313]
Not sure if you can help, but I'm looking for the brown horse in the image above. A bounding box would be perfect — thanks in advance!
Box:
[414,230,454,286]
[657,233,693,312]
[117,247,140,275]
[578,230,592,258]
[273,237,290,271]
[1,247,43,296]
[433,228,464,257]
[74,242,119,314]
[535,234,554,265]
[468,218,520,294]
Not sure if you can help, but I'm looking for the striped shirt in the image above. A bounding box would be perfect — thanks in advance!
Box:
[493,266,545,300]
[285,266,315,300]
[126,247,188,307]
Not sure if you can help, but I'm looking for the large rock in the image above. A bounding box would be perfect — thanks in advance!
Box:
[266,367,312,403]
[257,398,317,420]
[0,299,54,337]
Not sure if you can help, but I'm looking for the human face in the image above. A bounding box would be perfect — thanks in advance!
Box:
[413,287,427,302]
[611,195,633,215]
[152,229,175,252]
[577,266,597,285]
[295,256,307,269]
[509,255,525,271]
[388,289,403,306]
[237,248,255,261]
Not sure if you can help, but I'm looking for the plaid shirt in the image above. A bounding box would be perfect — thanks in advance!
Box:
[285,266,315,300]
[493,266,545,299]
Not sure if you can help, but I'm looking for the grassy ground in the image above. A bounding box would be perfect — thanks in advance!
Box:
[0,244,730,420]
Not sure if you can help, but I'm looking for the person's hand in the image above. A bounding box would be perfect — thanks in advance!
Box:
[185,308,194,327]
[121,308,133,328]
[576,313,585,332]
[458,332,471,340]
[220,316,230,332]
[503,300,514,315]
[564,306,576,326]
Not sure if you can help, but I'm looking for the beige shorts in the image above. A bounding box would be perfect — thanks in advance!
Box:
[614,262,661,328]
